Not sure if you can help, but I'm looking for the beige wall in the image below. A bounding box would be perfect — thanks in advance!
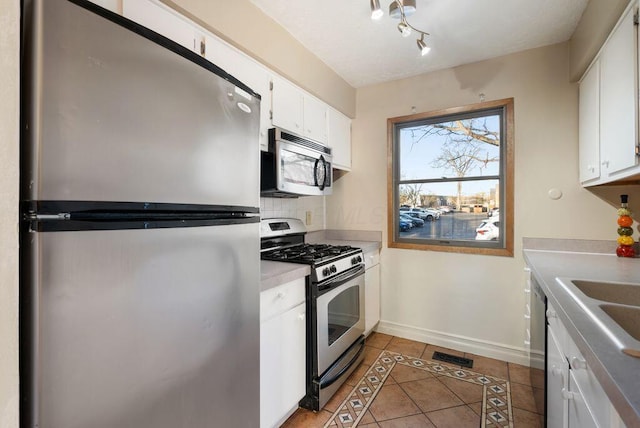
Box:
[0,0,20,426]
[569,0,632,81]
[327,43,619,359]
[163,0,356,117]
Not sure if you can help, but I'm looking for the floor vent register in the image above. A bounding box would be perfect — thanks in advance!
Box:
[431,351,474,368]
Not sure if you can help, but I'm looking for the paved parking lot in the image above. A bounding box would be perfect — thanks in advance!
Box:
[399,212,489,240]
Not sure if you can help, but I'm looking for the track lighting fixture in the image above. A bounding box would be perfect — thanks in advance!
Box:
[370,0,430,56]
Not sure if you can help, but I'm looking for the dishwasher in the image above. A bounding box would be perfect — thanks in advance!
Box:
[529,273,547,426]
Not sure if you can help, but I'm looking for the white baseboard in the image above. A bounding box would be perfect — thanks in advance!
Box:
[375,320,530,366]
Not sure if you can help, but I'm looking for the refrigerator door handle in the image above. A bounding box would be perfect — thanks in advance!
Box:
[25,213,71,221]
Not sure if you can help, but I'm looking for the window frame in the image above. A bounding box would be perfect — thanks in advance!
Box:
[387,98,514,257]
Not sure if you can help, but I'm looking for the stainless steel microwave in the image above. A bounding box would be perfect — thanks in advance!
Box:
[260,127,332,197]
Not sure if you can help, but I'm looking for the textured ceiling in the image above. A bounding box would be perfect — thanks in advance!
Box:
[250,0,589,88]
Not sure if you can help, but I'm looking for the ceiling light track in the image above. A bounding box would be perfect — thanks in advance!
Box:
[370,0,430,56]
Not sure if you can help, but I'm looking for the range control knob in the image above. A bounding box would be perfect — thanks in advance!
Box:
[351,255,363,265]
[322,267,331,277]
[330,265,337,273]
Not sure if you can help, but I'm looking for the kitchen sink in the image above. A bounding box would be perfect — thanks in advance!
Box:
[600,305,640,342]
[571,280,640,306]
[556,277,640,358]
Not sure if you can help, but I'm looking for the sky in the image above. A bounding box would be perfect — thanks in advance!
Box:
[398,115,501,198]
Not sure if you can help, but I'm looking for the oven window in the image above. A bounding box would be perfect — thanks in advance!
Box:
[281,149,316,186]
[327,285,360,346]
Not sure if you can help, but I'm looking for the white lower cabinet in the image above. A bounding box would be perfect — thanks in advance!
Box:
[364,249,380,335]
[546,303,626,428]
[567,371,599,428]
[260,278,306,428]
[547,325,569,428]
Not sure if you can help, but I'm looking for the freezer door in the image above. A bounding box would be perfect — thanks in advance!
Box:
[22,223,259,428]
[23,0,260,207]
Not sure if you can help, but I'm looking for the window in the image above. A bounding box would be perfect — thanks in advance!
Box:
[387,98,514,256]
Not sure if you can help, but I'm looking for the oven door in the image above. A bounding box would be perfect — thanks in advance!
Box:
[316,266,365,375]
[276,140,332,196]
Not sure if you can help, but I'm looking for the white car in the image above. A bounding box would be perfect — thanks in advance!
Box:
[405,207,439,221]
[475,216,500,240]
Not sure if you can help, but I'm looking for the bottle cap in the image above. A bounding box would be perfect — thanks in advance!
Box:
[621,194,629,204]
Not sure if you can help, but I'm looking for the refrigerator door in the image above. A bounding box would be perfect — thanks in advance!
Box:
[23,0,260,207]
[22,222,259,428]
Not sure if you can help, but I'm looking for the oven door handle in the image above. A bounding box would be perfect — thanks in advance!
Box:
[319,336,365,389]
[317,265,365,294]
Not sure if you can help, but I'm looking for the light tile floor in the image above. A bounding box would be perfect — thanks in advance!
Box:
[282,333,543,428]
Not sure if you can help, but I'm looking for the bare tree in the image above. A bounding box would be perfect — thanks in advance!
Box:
[399,183,423,207]
[409,118,499,210]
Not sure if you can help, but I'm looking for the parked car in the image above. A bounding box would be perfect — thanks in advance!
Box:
[437,206,452,214]
[475,216,500,240]
[423,208,441,219]
[405,207,437,221]
[487,208,500,218]
[400,213,424,227]
[399,218,412,232]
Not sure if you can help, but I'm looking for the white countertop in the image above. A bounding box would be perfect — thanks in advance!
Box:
[523,243,640,427]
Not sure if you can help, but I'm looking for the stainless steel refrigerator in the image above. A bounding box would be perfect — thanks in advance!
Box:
[20,1,261,427]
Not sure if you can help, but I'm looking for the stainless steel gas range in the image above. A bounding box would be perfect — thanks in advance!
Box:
[260,218,365,411]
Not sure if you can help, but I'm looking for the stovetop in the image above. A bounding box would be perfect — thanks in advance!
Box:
[261,243,360,265]
[260,218,365,283]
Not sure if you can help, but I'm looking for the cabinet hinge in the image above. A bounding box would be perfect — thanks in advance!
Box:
[636,145,640,157]
[200,39,206,56]
[269,81,273,91]
[269,110,273,120]
[635,11,639,25]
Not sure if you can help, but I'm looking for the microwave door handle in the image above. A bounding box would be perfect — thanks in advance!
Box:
[315,155,326,191]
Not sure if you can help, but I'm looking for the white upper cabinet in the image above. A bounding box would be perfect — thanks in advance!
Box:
[327,107,352,170]
[302,96,328,143]
[271,76,328,145]
[271,76,304,135]
[579,2,639,186]
[122,0,203,53]
[599,5,637,177]
[578,61,600,183]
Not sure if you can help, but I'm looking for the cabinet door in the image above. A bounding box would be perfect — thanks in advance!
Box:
[567,371,599,428]
[328,107,352,170]
[260,302,306,428]
[600,7,637,177]
[123,0,202,53]
[579,61,600,183]
[271,76,304,134]
[303,96,328,144]
[547,325,569,428]
[364,263,380,334]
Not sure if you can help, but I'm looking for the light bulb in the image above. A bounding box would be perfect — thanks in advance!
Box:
[417,37,430,56]
[370,0,383,20]
[398,22,411,37]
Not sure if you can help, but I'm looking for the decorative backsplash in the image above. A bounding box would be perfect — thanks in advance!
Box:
[260,196,325,231]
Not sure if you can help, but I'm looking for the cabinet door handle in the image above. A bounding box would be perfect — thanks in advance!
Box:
[298,313,305,321]
[561,388,576,400]
[551,366,563,378]
[546,308,557,319]
[571,357,587,370]
[276,292,286,299]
